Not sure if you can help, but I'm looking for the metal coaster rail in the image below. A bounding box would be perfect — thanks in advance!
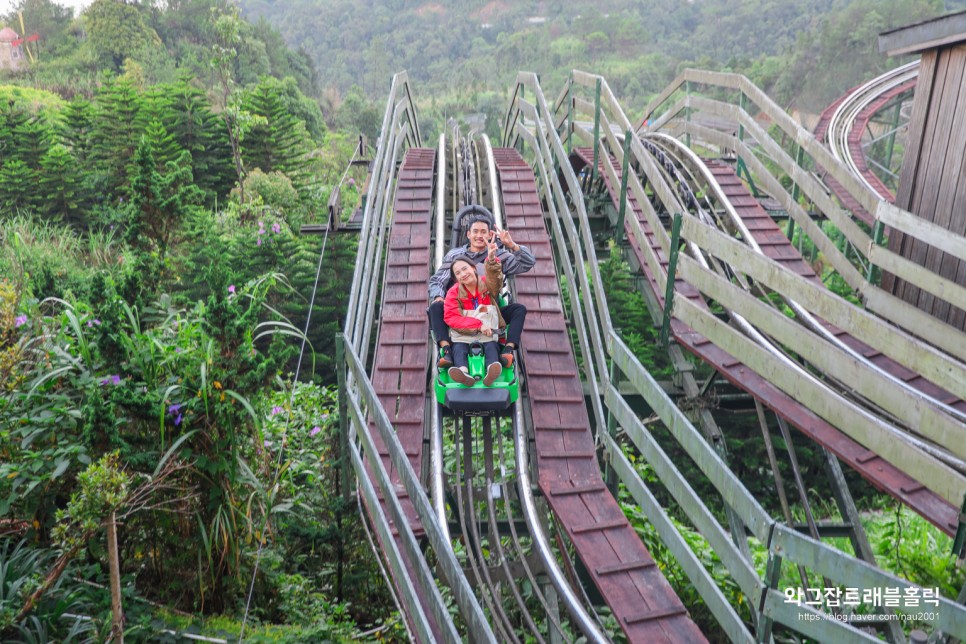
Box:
[557,69,966,640]
[335,68,966,643]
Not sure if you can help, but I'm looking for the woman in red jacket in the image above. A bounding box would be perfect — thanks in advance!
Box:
[443,236,505,387]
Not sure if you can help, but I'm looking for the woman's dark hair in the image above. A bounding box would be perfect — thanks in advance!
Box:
[448,255,478,286]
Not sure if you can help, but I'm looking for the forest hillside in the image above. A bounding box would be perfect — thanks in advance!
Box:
[240,0,951,115]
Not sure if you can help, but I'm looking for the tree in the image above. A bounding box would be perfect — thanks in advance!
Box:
[83,0,163,69]
[242,78,310,189]
[211,5,248,206]
[332,85,380,142]
[90,75,144,195]
[39,144,83,224]
[60,99,95,166]
[126,133,203,271]
[0,160,41,213]
[166,74,234,203]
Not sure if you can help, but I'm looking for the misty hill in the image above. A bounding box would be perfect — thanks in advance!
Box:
[239,0,948,113]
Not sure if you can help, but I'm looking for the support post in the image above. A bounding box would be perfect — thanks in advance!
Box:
[954,495,966,558]
[615,130,632,241]
[604,356,620,495]
[867,220,885,285]
[791,144,805,205]
[884,99,902,186]
[591,78,602,186]
[566,79,574,156]
[824,448,904,643]
[757,539,781,644]
[336,333,351,503]
[685,81,692,149]
[660,213,683,348]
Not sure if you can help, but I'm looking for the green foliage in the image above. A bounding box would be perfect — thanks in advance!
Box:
[126,129,203,270]
[0,160,41,213]
[241,78,313,190]
[237,0,942,115]
[599,242,674,379]
[332,85,381,142]
[38,144,84,222]
[51,452,131,550]
[864,505,966,599]
[83,0,163,70]
[0,539,99,642]
[0,215,124,301]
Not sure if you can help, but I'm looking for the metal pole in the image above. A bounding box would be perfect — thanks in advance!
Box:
[660,213,683,347]
[591,78,602,186]
[615,130,632,240]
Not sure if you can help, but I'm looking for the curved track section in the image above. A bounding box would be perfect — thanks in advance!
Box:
[815,61,918,219]
[494,148,705,643]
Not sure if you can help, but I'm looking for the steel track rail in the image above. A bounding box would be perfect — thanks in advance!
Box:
[825,62,918,199]
[648,133,966,458]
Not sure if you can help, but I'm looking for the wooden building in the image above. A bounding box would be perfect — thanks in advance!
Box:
[879,11,966,330]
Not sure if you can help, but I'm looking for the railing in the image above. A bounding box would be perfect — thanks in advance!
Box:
[567,69,966,504]
[338,72,496,643]
[640,68,966,364]
[502,69,966,642]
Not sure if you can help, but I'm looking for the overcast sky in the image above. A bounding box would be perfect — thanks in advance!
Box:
[1,0,91,19]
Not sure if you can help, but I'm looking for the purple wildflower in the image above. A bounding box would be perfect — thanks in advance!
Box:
[228,285,236,294]
[101,375,122,386]
[14,315,27,328]
[348,178,355,186]
[264,439,270,447]
[257,238,262,246]
[271,406,284,416]
[168,403,182,415]
[93,319,101,325]
[310,426,321,437]
[174,414,183,426]
[271,222,281,234]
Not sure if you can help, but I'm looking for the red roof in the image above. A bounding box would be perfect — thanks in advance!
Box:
[0,27,20,43]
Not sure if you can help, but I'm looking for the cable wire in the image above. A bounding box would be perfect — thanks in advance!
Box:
[238,149,358,641]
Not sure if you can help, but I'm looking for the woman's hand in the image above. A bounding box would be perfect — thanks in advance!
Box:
[487,231,498,259]
[480,324,493,336]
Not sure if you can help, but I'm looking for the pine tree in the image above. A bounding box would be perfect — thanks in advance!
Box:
[127,134,203,265]
[0,160,41,213]
[241,79,310,189]
[61,99,96,166]
[0,104,30,169]
[90,75,144,196]
[11,118,53,171]
[139,119,183,172]
[39,144,84,225]
[167,74,234,203]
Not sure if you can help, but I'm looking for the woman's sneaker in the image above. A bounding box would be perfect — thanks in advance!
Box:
[437,345,453,369]
[448,367,475,387]
[483,363,502,387]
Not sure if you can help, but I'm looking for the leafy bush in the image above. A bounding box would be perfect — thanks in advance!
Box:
[0,539,100,642]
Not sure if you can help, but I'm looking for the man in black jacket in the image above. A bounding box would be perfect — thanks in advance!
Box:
[428,214,533,369]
